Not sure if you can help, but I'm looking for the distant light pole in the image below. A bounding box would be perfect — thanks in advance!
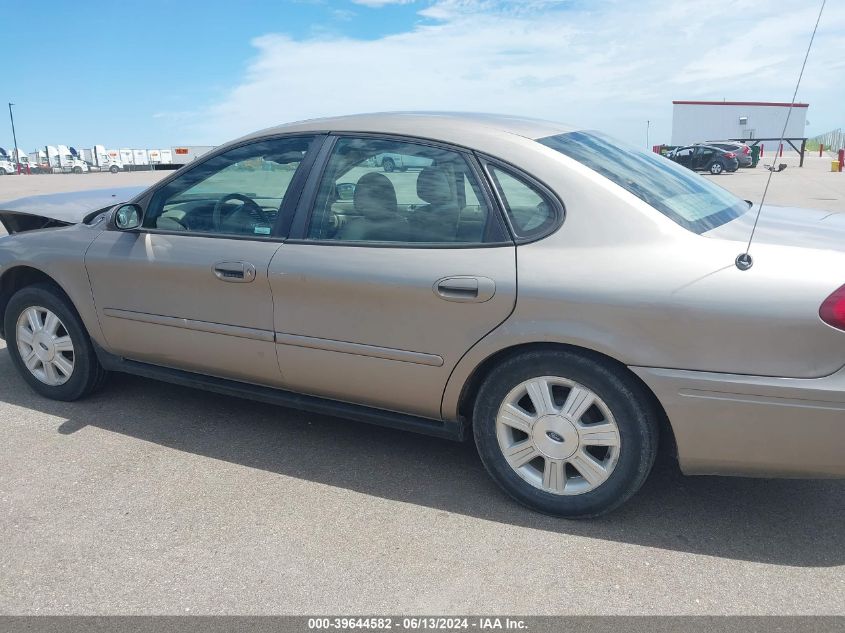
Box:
[8,103,20,174]
[646,120,650,150]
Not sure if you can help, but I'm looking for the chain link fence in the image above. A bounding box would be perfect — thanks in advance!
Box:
[808,128,844,153]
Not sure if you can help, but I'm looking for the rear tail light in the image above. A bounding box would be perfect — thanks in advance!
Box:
[725,152,736,159]
[820,284,845,331]
[743,146,750,154]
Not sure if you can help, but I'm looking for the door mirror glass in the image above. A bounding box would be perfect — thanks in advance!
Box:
[336,182,356,201]
[114,203,142,230]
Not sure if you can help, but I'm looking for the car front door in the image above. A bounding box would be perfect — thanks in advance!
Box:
[85,135,319,386]
[673,147,693,168]
[267,135,518,419]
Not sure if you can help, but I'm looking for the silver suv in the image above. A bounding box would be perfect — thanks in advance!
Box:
[706,141,753,167]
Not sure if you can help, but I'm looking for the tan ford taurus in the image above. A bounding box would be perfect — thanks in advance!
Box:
[1,113,844,517]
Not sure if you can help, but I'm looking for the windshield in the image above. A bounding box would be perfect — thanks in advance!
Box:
[538,131,749,233]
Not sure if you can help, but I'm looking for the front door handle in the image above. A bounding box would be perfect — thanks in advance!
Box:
[213,261,256,283]
[434,276,496,303]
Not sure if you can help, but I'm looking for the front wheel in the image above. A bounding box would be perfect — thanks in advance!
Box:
[473,350,658,518]
[382,158,395,172]
[109,165,119,174]
[4,284,108,401]
[709,161,724,175]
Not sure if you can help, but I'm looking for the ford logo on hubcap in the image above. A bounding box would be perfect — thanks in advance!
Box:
[546,430,565,443]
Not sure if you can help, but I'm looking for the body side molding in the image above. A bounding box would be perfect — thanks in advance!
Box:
[94,346,465,441]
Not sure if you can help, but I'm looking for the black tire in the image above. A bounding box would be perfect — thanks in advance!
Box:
[109,165,119,174]
[473,349,659,518]
[382,158,395,172]
[709,161,724,175]
[4,283,108,401]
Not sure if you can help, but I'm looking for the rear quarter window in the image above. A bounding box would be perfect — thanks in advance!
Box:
[486,164,561,241]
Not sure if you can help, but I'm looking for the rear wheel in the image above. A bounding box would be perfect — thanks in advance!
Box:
[473,350,658,518]
[709,161,724,175]
[382,157,395,172]
[4,284,107,401]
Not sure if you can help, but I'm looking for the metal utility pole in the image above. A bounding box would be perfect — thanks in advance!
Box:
[8,103,20,174]
[646,120,650,150]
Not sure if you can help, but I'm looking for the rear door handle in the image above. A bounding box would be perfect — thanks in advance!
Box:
[213,261,256,283]
[434,276,496,303]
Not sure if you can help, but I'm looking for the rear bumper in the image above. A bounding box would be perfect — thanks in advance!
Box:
[631,365,845,478]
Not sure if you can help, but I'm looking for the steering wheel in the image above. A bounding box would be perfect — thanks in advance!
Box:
[212,193,270,232]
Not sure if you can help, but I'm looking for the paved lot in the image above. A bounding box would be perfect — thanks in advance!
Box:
[0,171,167,201]
[1,162,844,615]
[702,153,845,212]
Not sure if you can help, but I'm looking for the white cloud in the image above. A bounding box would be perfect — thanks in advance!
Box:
[188,0,845,145]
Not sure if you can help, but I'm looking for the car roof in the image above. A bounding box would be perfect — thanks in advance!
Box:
[235,112,579,148]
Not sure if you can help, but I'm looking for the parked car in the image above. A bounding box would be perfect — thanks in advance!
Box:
[1,113,843,518]
[706,141,753,167]
[667,144,738,174]
[374,151,431,172]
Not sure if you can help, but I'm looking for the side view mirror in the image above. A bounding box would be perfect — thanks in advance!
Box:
[336,182,356,202]
[113,203,143,230]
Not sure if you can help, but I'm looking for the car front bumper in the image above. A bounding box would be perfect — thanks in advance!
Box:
[631,365,845,478]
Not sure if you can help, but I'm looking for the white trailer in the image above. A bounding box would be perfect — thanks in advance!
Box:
[171,145,215,165]
[119,149,134,167]
[80,145,124,173]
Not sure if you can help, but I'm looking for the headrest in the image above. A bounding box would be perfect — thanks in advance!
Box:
[416,167,452,205]
[354,172,398,220]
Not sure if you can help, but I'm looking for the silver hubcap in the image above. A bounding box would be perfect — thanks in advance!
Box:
[495,377,621,496]
[16,306,75,386]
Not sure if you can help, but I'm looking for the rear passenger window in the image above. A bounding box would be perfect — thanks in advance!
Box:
[307,137,495,244]
[488,166,558,239]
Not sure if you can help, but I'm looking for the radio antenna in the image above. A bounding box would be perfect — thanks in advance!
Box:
[735,0,826,271]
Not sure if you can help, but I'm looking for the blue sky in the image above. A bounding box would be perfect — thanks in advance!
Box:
[2,0,843,151]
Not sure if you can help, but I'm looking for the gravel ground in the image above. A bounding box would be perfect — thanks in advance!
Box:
[0,158,843,615]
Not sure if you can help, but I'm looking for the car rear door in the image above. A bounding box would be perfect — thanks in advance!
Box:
[693,147,716,170]
[85,135,320,386]
[266,135,517,419]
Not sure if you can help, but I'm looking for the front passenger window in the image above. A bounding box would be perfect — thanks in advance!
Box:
[144,136,315,237]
